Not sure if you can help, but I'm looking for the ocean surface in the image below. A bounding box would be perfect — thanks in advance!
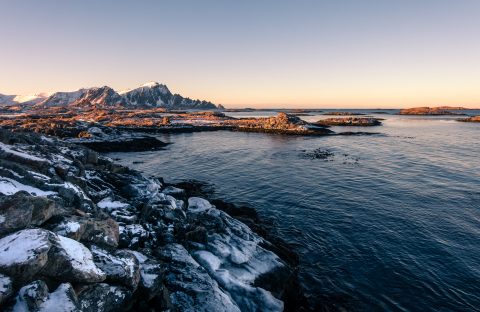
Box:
[111,110,480,311]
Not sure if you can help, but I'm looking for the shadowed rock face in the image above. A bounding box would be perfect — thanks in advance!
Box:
[0,129,300,311]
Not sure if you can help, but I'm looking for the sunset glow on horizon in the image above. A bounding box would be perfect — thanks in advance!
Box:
[1,0,479,108]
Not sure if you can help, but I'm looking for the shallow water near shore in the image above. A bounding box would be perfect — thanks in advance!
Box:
[111,111,480,311]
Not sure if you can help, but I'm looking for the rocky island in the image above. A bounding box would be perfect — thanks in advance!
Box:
[398,106,466,115]
[322,111,365,116]
[315,117,382,127]
[458,116,480,122]
[0,129,302,311]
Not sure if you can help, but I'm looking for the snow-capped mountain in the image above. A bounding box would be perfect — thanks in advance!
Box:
[119,82,171,107]
[0,93,48,106]
[0,82,220,109]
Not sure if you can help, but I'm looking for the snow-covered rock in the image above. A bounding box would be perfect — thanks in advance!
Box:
[160,243,241,312]
[12,281,78,312]
[43,235,106,283]
[0,229,53,283]
[0,229,105,285]
[188,197,213,213]
[189,209,285,312]
[49,216,119,248]
[77,283,131,312]
[91,246,140,290]
[0,129,295,311]
[127,251,163,300]
[119,224,148,249]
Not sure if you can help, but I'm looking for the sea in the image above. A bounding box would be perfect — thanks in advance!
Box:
[111,109,480,311]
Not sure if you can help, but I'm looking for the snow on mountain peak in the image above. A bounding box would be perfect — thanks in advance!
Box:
[1,82,219,110]
[142,81,160,88]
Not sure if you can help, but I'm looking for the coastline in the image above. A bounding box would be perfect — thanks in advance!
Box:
[0,129,303,311]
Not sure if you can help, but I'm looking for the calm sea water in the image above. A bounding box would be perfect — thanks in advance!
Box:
[111,110,480,311]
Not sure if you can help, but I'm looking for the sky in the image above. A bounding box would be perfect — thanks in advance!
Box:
[1,0,479,108]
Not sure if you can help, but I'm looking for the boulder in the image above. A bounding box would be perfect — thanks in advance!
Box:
[127,250,163,301]
[159,243,241,312]
[119,224,148,249]
[77,283,131,312]
[0,192,57,236]
[82,218,119,248]
[11,281,78,312]
[91,246,140,290]
[188,197,213,213]
[0,229,105,285]
[11,280,49,311]
[0,229,53,284]
[42,234,106,283]
[0,273,13,306]
[50,216,119,248]
[162,186,185,197]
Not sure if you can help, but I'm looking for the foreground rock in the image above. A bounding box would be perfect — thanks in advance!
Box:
[315,117,382,126]
[0,129,299,311]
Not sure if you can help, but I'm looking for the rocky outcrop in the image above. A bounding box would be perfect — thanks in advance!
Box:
[0,129,299,311]
[0,109,338,139]
[322,111,365,116]
[457,116,480,122]
[399,106,465,115]
[230,112,333,135]
[315,117,382,126]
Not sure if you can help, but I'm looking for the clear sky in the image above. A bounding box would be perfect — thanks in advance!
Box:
[1,0,479,108]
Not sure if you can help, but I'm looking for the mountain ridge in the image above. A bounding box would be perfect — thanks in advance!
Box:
[0,82,222,110]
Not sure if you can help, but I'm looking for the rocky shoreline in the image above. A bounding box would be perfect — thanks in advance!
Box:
[0,129,303,311]
[0,109,336,139]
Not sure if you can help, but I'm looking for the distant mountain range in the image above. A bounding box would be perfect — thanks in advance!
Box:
[0,82,222,110]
